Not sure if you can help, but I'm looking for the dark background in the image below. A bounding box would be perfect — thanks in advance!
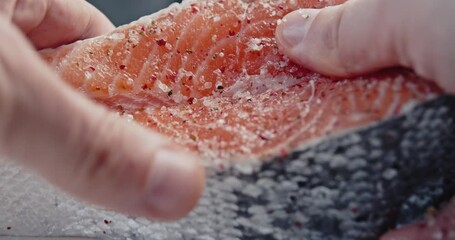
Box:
[87,0,179,26]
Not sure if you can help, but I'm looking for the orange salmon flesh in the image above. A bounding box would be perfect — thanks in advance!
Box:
[40,0,442,161]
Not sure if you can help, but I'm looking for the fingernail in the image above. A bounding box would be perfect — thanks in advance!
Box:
[147,149,204,219]
[278,9,320,48]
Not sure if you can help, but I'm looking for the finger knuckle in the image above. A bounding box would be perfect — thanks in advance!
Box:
[74,112,149,193]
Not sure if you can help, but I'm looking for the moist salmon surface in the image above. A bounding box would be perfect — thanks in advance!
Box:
[40,0,442,161]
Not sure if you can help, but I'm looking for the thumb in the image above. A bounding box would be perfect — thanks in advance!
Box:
[275,0,455,93]
[0,17,205,220]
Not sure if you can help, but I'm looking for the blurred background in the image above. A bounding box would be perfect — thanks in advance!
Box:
[87,0,180,26]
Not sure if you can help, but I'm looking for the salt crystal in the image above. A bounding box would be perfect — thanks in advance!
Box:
[247,38,264,51]
[156,80,171,92]
[84,71,92,79]
[165,42,173,50]
[432,230,443,240]
[108,32,126,40]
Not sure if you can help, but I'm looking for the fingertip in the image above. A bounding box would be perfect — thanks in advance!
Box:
[275,7,348,76]
[144,148,205,220]
[275,8,319,53]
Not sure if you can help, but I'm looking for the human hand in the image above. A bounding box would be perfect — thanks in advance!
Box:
[275,0,455,238]
[0,0,205,220]
[275,0,455,94]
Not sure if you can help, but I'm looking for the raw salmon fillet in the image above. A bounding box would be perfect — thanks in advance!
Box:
[40,0,442,162]
[3,0,454,239]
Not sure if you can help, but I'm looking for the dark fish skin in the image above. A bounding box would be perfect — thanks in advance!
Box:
[0,96,454,240]
[205,95,455,240]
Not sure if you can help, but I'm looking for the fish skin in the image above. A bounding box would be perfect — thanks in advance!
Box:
[40,0,442,161]
[1,96,454,240]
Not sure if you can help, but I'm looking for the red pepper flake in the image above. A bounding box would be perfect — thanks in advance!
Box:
[294,221,303,228]
[119,64,126,70]
[141,26,145,31]
[88,66,96,71]
[417,222,427,229]
[141,84,148,90]
[280,149,288,157]
[167,72,177,82]
[228,30,236,36]
[156,39,167,46]
[259,134,269,141]
[191,4,200,13]
[150,74,157,81]
[247,19,251,24]
[187,97,195,105]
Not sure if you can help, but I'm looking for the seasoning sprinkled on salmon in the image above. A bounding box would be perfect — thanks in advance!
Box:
[40,0,442,161]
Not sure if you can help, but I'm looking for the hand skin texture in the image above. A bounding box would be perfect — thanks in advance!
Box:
[0,0,205,221]
[275,0,455,239]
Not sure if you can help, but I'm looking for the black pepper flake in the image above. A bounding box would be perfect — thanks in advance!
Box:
[190,134,197,141]
[156,39,167,46]
[104,219,112,224]
[168,90,173,97]
[6,226,11,230]
[216,85,224,90]
[212,53,218,59]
